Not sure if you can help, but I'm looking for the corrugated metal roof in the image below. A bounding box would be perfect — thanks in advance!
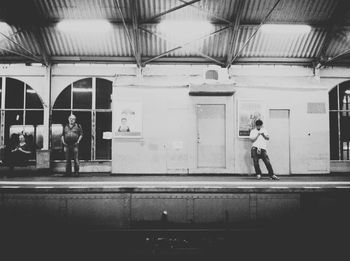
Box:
[324,27,350,57]
[241,0,338,24]
[0,0,349,66]
[236,26,327,58]
[34,0,123,20]
[42,24,133,56]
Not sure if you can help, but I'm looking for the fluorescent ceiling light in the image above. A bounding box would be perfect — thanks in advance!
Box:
[73,88,92,92]
[30,63,43,67]
[57,20,112,33]
[0,22,11,33]
[261,24,311,34]
[26,89,37,94]
[158,20,212,43]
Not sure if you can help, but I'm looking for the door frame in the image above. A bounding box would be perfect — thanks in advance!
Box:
[196,103,226,168]
[268,109,291,175]
[190,96,234,174]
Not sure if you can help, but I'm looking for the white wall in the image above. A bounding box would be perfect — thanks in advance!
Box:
[233,87,329,174]
[1,63,349,174]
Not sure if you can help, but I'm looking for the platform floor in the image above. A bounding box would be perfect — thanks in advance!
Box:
[1,172,350,192]
[1,172,350,260]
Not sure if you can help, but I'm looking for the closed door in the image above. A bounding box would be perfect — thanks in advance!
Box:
[268,109,290,175]
[197,104,226,168]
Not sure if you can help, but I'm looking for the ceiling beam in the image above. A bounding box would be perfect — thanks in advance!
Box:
[0,31,44,64]
[30,27,49,66]
[0,55,314,65]
[225,0,244,68]
[318,48,350,67]
[130,0,142,68]
[142,26,230,66]
[228,0,282,66]
[139,26,225,66]
[114,0,141,67]
[178,0,233,25]
[142,0,202,23]
[0,28,25,46]
[0,16,334,30]
[315,0,350,69]
[0,46,43,63]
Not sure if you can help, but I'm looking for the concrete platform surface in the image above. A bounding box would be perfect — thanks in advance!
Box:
[1,172,350,192]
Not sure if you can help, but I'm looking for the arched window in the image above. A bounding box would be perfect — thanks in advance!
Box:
[52,78,112,161]
[329,81,350,160]
[0,77,44,162]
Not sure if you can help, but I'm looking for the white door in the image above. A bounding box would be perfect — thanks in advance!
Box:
[196,104,226,168]
[268,109,290,175]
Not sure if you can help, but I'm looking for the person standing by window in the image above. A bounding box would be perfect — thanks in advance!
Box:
[249,119,279,180]
[62,114,83,177]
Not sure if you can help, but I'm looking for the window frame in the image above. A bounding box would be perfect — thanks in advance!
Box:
[52,77,112,162]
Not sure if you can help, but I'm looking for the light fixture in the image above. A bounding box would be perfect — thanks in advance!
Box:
[158,20,212,43]
[73,88,92,92]
[26,89,37,94]
[0,22,11,33]
[261,24,311,34]
[345,90,350,95]
[57,19,112,33]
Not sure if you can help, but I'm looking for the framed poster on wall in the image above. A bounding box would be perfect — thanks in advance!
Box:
[238,100,264,137]
[115,101,142,138]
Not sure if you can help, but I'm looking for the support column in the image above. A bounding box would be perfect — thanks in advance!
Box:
[43,65,52,150]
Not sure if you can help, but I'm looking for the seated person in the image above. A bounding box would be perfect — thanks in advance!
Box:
[9,134,32,168]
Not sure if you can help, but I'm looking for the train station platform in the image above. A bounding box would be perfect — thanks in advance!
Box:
[1,172,350,192]
[1,173,350,260]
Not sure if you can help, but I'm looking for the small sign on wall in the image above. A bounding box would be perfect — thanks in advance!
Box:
[115,101,142,138]
[238,100,265,137]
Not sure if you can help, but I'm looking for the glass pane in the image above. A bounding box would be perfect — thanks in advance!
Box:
[25,111,44,152]
[330,112,339,160]
[26,86,43,109]
[25,110,44,125]
[5,110,23,148]
[51,111,71,160]
[329,87,338,111]
[53,86,71,109]
[96,78,112,109]
[96,112,112,160]
[0,112,2,162]
[0,77,2,108]
[73,78,92,109]
[35,125,44,150]
[74,111,92,160]
[6,124,36,161]
[342,142,350,160]
[5,78,24,109]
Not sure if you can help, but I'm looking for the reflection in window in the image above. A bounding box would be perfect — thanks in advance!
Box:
[74,111,92,160]
[54,86,71,109]
[52,77,112,161]
[26,87,43,109]
[0,78,2,108]
[96,78,112,109]
[5,78,24,108]
[73,78,92,109]
[96,112,112,159]
[0,77,44,163]
[329,82,350,160]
